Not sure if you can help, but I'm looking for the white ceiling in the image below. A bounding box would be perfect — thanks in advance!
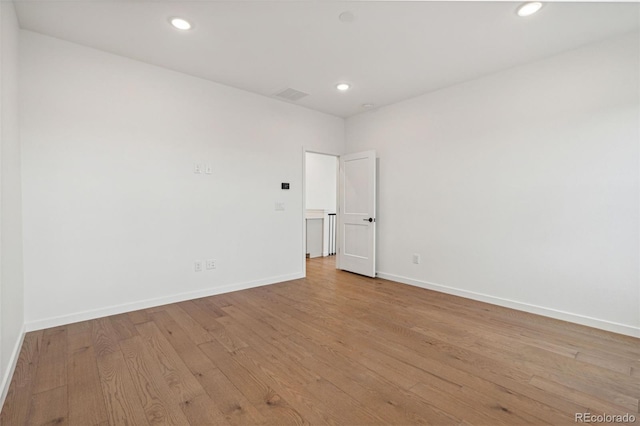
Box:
[14,1,640,117]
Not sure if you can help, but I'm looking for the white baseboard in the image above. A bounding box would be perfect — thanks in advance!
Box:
[376,271,640,338]
[25,272,304,332]
[21,269,640,337]
[0,324,26,412]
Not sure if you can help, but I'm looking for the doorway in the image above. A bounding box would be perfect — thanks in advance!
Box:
[304,152,339,269]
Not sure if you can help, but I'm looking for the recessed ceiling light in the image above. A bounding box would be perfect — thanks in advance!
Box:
[516,2,543,17]
[170,17,192,30]
[336,83,351,91]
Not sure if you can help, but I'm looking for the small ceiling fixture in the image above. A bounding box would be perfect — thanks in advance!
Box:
[516,2,543,17]
[336,83,351,91]
[339,11,355,23]
[170,17,192,30]
[362,103,375,109]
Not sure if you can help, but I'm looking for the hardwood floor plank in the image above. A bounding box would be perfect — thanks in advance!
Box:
[0,331,44,425]
[410,381,513,426]
[178,393,230,426]
[109,314,139,341]
[149,310,217,376]
[26,385,68,426]
[247,275,597,417]
[221,295,461,423]
[280,294,564,422]
[136,320,235,424]
[66,321,91,337]
[281,331,459,425]
[575,351,633,376]
[207,318,249,353]
[230,346,340,425]
[198,341,311,425]
[145,305,169,314]
[96,351,149,426]
[68,344,108,425]
[127,309,151,325]
[213,312,387,426]
[32,328,67,394]
[67,325,93,354]
[191,298,227,319]
[196,368,266,425]
[3,257,639,425]
[135,321,208,402]
[214,315,312,386]
[270,272,635,418]
[91,318,120,359]
[119,336,190,425]
[175,299,221,330]
[410,320,638,400]
[223,295,297,338]
[199,296,232,316]
[529,375,636,416]
[163,305,213,345]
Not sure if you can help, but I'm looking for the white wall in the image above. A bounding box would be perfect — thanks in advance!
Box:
[20,31,344,330]
[306,152,337,213]
[346,33,640,336]
[305,152,337,256]
[0,1,25,406]
[14,24,640,341]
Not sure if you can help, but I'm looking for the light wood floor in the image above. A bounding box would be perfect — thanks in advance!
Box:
[1,257,639,425]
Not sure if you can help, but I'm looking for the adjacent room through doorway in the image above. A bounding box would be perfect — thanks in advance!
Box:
[304,152,338,266]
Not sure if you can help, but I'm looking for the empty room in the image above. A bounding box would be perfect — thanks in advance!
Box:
[1,0,639,424]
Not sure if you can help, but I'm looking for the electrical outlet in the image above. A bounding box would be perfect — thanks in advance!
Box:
[194,261,203,272]
[412,254,421,264]
[206,259,216,270]
[194,163,202,174]
[275,202,285,211]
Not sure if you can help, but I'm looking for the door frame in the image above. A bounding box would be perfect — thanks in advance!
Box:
[302,148,340,277]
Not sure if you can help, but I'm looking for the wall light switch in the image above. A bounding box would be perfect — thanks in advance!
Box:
[275,202,285,211]
[206,259,216,270]
[412,254,421,264]
[205,164,212,174]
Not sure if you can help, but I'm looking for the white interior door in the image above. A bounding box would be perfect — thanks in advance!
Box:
[337,150,376,277]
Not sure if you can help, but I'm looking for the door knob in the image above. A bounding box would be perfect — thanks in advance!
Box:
[363,218,374,222]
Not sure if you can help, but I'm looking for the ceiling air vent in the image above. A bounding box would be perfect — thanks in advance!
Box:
[273,87,309,102]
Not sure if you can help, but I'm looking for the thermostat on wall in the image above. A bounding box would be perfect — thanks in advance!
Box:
[281,183,290,190]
